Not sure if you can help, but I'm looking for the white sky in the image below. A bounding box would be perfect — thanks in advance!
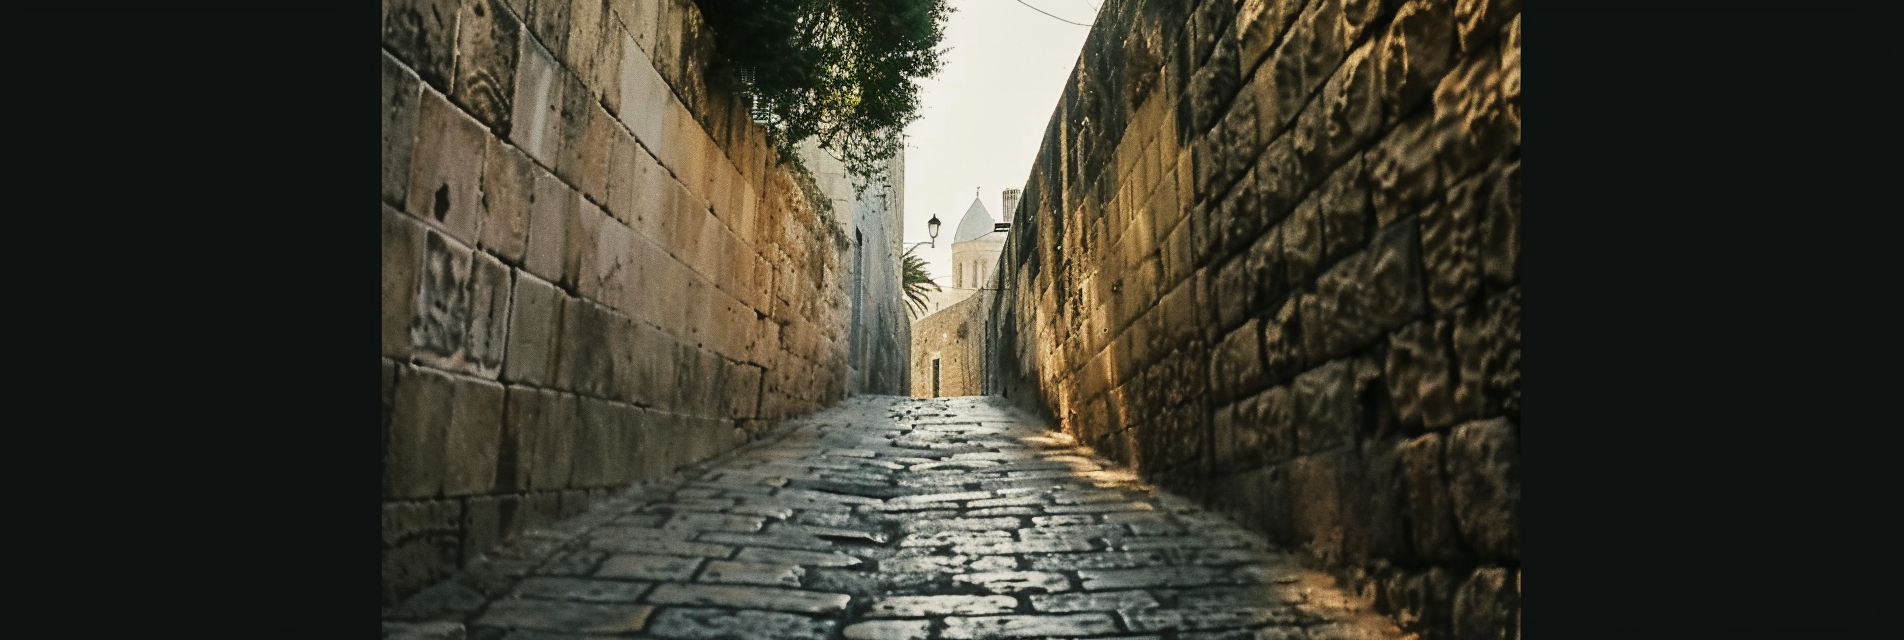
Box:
[901,0,1097,285]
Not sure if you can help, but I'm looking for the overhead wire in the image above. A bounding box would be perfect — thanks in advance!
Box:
[1015,0,1092,27]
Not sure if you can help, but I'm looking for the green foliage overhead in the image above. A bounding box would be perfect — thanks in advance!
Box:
[692,0,951,184]
[902,246,940,319]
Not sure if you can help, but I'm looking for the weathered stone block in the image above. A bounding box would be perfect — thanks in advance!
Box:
[479,137,533,264]
[388,365,454,498]
[409,88,490,244]
[1452,287,1519,420]
[1479,160,1519,287]
[383,52,422,208]
[1455,0,1519,54]
[1388,319,1457,431]
[1448,418,1517,561]
[1283,194,1323,287]
[1400,433,1467,564]
[1235,0,1307,73]
[1254,136,1306,224]
[1376,0,1457,126]
[383,0,459,93]
[562,0,605,95]
[525,0,571,56]
[561,198,608,297]
[555,297,614,397]
[1453,566,1514,640]
[1289,451,1345,567]
[1431,41,1509,185]
[382,498,464,604]
[1321,42,1383,169]
[1262,295,1304,385]
[1318,154,1372,267]
[411,231,474,369]
[531,390,578,490]
[1188,29,1243,139]
[1242,385,1297,467]
[1369,112,1442,229]
[1388,566,1455,637]
[462,494,503,563]
[510,36,565,168]
[444,376,506,496]
[576,103,616,207]
[524,168,576,283]
[451,0,520,134]
[385,205,429,359]
[466,251,513,376]
[568,395,611,488]
[1301,219,1425,364]
[1294,360,1357,454]
[501,272,559,384]
[1340,436,1407,565]
[550,71,595,192]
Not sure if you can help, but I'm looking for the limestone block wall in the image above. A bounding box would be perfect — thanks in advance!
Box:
[380,0,869,604]
[909,294,988,398]
[979,0,1521,637]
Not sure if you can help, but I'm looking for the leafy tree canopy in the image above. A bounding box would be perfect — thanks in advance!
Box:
[692,0,952,186]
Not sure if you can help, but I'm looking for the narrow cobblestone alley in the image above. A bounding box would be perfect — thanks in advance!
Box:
[384,396,1405,640]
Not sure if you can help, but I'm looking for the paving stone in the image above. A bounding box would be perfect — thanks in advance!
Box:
[473,600,653,634]
[863,594,1019,617]
[842,619,932,640]
[697,560,804,587]
[510,577,652,603]
[643,607,835,640]
[953,570,1074,594]
[644,583,852,614]
[939,613,1121,639]
[1120,607,1307,632]
[595,554,700,581]
[1029,589,1161,613]
[735,547,864,568]
[1079,566,1232,590]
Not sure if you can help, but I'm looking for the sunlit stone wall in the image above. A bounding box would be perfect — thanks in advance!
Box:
[380,0,885,604]
[975,0,1522,637]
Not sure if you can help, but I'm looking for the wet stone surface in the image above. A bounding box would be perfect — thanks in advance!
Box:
[384,396,1405,640]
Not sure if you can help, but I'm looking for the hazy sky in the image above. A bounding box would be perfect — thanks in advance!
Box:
[901,0,1097,286]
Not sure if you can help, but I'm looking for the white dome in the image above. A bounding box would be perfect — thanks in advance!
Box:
[951,197,996,243]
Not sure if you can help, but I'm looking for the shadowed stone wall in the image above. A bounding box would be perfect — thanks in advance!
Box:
[381,0,892,604]
[962,0,1522,637]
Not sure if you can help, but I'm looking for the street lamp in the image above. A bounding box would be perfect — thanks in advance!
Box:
[907,214,941,252]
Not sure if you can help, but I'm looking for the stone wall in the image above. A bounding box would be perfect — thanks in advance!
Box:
[975,0,1522,637]
[803,142,911,396]
[909,293,990,397]
[381,0,885,604]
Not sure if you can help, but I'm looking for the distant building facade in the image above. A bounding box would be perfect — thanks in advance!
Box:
[924,189,1015,313]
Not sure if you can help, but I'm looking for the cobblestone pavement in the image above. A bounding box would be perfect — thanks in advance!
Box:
[384,396,1406,640]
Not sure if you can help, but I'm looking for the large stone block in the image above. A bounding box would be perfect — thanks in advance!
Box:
[385,205,429,359]
[1388,319,1457,431]
[1294,360,1357,454]
[560,198,608,298]
[1400,433,1467,564]
[388,365,455,498]
[494,386,534,493]
[1187,29,1243,141]
[555,296,616,397]
[1301,219,1425,364]
[533,390,580,490]
[1243,385,1297,467]
[1340,436,1407,565]
[383,0,460,93]
[1368,113,1442,229]
[1453,566,1515,640]
[444,376,507,496]
[383,52,422,208]
[575,102,616,207]
[1431,40,1509,185]
[1320,42,1383,170]
[466,251,514,377]
[409,89,490,244]
[382,498,464,604]
[1387,566,1455,637]
[524,168,577,283]
[1282,194,1323,287]
[1452,287,1519,420]
[1479,160,1519,287]
[451,0,520,134]
[1218,318,1264,405]
[480,137,534,264]
[1261,295,1304,385]
[501,272,561,385]
[550,70,596,193]
[1448,418,1518,561]
[563,0,606,96]
[1235,0,1307,73]
[1376,0,1457,126]
[1288,451,1345,567]
[412,231,475,370]
[1317,154,1372,267]
[510,36,565,168]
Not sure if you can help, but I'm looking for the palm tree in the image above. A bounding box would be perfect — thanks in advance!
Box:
[902,247,940,319]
